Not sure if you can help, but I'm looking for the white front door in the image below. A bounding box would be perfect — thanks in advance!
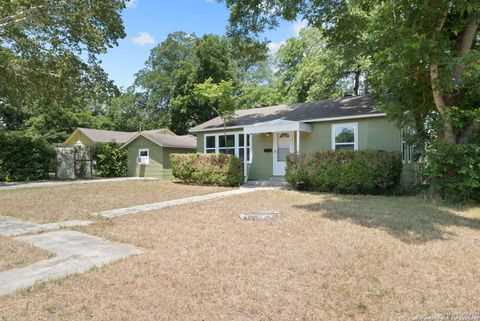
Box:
[273,132,294,176]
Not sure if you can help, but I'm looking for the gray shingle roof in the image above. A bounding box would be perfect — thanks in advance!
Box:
[190,95,383,132]
[122,132,197,149]
[74,128,176,145]
[77,128,137,144]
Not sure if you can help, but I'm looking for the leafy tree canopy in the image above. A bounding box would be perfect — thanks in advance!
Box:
[224,0,480,146]
[0,0,126,134]
[276,28,362,102]
[134,31,284,134]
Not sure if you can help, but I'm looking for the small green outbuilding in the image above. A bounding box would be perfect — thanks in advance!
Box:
[121,130,196,179]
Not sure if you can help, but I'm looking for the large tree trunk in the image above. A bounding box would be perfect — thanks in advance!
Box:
[429,62,456,143]
[429,12,479,144]
[429,8,456,143]
[353,65,361,96]
[451,17,479,86]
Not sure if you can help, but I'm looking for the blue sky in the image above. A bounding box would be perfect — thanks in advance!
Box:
[99,0,306,89]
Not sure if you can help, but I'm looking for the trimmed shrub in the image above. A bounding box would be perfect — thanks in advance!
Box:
[424,141,480,203]
[170,153,243,187]
[91,143,128,177]
[286,150,402,194]
[0,131,56,182]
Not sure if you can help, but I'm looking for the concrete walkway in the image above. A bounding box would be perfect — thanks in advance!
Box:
[0,231,141,296]
[0,177,157,191]
[0,216,94,236]
[94,187,274,218]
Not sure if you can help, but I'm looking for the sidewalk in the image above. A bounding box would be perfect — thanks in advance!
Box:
[0,177,157,191]
[93,187,275,218]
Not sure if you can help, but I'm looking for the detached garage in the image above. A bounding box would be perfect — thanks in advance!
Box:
[122,130,196,179]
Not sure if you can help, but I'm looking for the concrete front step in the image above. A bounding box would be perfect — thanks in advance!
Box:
[241,180,291,189]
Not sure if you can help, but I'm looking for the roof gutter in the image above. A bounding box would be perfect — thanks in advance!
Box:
[304,113,386,123]
[189,125,245,133]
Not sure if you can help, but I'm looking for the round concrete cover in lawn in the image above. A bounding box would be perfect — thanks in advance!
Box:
[238,211,280,221]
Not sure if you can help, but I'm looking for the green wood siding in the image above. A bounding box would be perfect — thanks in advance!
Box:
[301,117,401,152]
[193,116,403,180]
[126,137,194,179]
[249,134,273,180]
[197,133,204,153]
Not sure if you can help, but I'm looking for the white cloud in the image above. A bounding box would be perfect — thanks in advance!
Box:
[267,41,285,55]
[291,20,308,36]
[125,0,138,8]
[131,32,156,46]
[267,19,307,56]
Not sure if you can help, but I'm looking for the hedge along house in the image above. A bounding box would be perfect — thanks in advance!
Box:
[121,130,197,179]
[190,95,415,182]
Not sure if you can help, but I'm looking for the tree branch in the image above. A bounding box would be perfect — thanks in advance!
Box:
[0,5,44,28]
[452,16,479,85]
[429,8,456,143]
[458,119,480,144]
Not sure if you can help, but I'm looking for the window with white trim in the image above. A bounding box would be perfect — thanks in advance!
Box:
[138,149,149,157]
[332,123,358,150]
[204,132,252,163]
[205,136,216,154]
[401,127,414,164]
[137,148,150,165]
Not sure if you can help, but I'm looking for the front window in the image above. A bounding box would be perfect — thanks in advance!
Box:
[138,149,149,157]
[137,149,150,165]
[332,123,358,150]
[218,134,235,155]
[204,133,252,162]
[205,136,216,153]
[238,134,251,161]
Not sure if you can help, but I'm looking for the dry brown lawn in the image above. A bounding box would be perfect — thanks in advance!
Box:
[0,190,479,320]
[0,180,231,223]
[0,236,52,272]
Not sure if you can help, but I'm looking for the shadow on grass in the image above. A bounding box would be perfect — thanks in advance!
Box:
[294,194,480,244]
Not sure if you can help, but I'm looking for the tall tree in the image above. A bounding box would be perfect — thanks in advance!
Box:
[105,87,167,132]
[276,28,357,103]
[194,77,236,142]
[224,0,480,144]
[135,32,241,134]
[236,59,284,109]
[0,0,126,133]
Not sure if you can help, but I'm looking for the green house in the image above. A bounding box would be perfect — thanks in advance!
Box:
[122,130,197,179]
[189,95,416,182]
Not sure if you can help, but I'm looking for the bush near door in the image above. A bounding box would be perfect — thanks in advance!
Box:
[170,153,243,187]
[286,150,402,194]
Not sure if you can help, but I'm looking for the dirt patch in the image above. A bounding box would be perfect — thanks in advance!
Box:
[0,190,478,320]
[0,180,231,223]
[0,236,52,272]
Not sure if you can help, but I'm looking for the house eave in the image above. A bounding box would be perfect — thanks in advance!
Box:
[189,113,387,133]
[121,133,196,150]
[304,113,386,123]
[189,125,245,133]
